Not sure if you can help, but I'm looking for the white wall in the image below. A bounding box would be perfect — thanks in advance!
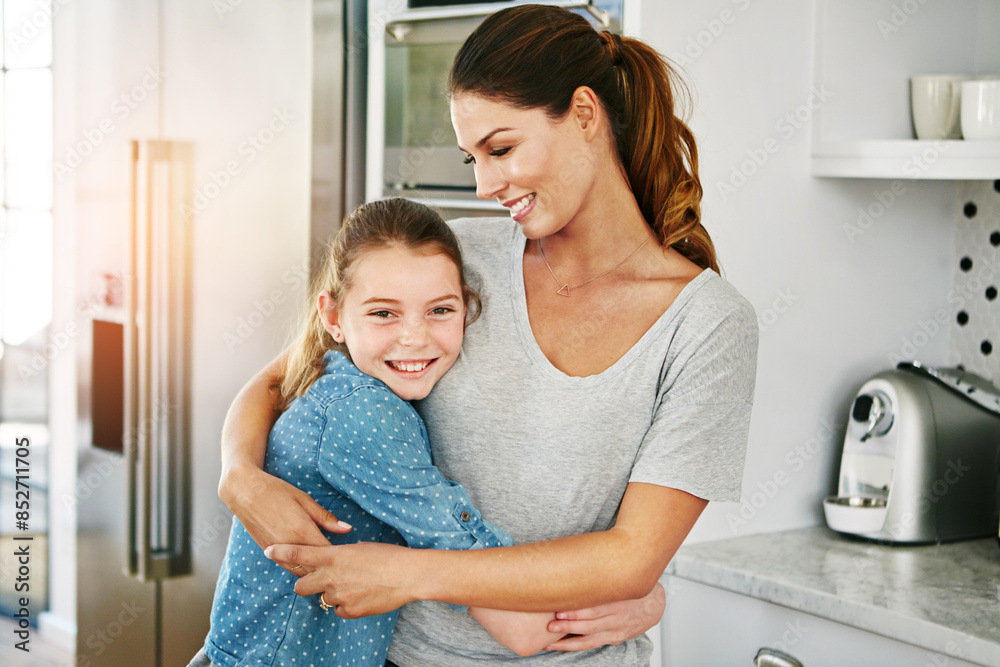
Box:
[637,0,959,542]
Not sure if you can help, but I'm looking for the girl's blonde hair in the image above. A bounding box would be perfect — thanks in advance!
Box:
[278,198,480,410]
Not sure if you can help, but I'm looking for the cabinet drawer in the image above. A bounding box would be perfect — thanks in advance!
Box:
[661,576,984,666]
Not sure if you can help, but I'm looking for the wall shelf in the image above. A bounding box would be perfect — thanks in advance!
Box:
[810,0,1000,180]
[813,140,1000,180]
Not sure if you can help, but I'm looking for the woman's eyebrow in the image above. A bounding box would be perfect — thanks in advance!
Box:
[458,127,514,152]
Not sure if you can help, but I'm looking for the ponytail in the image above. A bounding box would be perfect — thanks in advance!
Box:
[600,31,718,273]
[449,4,719,273]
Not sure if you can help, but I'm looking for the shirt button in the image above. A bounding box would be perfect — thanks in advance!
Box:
[460,511,471,522]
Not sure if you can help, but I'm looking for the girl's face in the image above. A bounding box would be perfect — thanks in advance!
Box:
[451,93,597,239]
[319,246,466,401]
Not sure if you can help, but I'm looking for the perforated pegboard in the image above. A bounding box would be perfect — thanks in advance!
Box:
[947,180,1000,382]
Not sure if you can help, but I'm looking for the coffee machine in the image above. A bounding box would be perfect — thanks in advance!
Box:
[824,362,1000,544]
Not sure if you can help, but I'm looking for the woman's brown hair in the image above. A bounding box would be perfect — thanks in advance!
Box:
[278,198,480,410]
[448,4,718,273]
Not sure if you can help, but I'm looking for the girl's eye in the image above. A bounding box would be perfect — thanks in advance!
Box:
[369,310,393,319]
[462,154,475,165]
[431,306,455,315]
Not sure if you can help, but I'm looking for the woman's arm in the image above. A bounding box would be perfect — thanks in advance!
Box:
[266,482,706,615]
[218,352,349,567]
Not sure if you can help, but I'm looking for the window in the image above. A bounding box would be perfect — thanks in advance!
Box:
[0,0,53,626]
[0,0,53,421]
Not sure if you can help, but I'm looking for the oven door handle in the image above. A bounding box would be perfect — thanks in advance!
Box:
[386,1,610,34]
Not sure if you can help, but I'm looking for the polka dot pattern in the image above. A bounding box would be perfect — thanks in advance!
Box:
[948,181,1000,382]
[204,351,512,666]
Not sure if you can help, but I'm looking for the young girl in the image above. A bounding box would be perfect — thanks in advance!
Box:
[193,198,562,667]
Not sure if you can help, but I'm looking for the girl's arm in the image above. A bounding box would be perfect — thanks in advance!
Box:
[544,582,666,651]
[266,481,706,615]
[469,609,564,657]
[218,352,349,565]
[472,582,667,655]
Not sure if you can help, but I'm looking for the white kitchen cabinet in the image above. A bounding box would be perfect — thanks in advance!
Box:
[661,576,985,667]
[811,0,1000,179]
[662,528,1000,667]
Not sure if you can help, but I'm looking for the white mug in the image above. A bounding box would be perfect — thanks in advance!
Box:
[910,75,969,140]
[960,79,1000,141]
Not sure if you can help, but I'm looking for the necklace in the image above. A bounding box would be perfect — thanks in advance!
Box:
[537,236,651,297]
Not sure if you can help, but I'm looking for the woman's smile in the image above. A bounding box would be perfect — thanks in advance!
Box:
[505,193,536,221]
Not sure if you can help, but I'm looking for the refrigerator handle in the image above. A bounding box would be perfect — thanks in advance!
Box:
[125,142,140,577]
[127,140,195,581]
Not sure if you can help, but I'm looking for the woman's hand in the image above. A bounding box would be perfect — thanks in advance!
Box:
[220,464,351,575]
[543,581,666,652]
[264,542,418,618]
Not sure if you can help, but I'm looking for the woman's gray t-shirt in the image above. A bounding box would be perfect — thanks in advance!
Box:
[387,217,759,666]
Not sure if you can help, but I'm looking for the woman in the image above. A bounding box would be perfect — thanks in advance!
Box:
[222,4,758,664]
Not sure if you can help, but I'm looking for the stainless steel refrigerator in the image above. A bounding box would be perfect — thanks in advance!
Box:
[55,1,361,665]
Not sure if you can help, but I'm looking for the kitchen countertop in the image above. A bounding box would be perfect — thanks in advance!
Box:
[664,526,1000,666]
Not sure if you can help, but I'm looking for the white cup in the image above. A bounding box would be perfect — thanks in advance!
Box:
[910,75,969,140]
[960,79,1000,141]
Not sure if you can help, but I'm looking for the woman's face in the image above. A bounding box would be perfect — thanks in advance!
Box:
[319,246,466,401]
[451,93,597,239]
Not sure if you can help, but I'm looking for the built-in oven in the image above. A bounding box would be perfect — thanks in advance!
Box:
[366,0,622,220]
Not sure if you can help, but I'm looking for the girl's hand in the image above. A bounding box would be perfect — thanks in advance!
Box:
[264,542,417,618]
[543,582,666,652]
[220,464,351,575]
